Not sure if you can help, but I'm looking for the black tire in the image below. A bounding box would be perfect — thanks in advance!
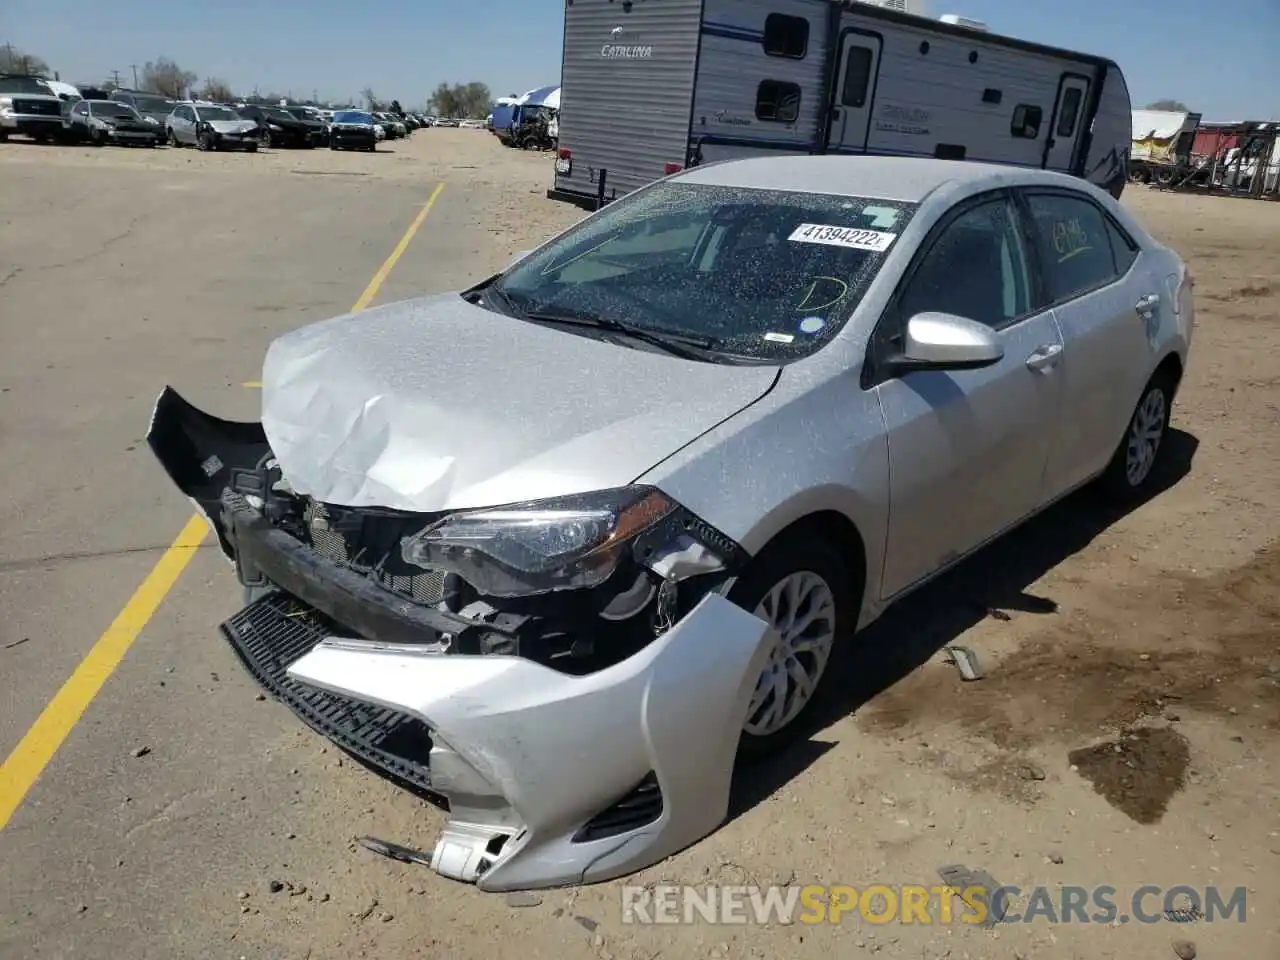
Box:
[330,142,340,150]
[727,531,858,760]
[1097,368,1176,501]
[245,143,258,153]
[89,129,104,147]
[197,131,212,151]
[168,128,180,147]
[365,144,376,152]
[1155,168,1176,186]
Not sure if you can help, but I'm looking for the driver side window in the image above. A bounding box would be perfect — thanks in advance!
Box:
[899,197,1032,330]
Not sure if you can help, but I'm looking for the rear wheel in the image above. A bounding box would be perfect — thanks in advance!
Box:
[1097,369,1176,500]
[728,532,857,760]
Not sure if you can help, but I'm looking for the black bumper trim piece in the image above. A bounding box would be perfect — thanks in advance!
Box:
[546,187,602,210]
[221,490,510,645]
[221,592,436,794]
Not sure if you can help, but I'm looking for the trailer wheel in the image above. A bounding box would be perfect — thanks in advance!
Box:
[1129,167,1150,184]
[1154,168,1176,186]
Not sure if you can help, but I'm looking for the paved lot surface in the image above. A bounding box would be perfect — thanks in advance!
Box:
[0,132,1277,960]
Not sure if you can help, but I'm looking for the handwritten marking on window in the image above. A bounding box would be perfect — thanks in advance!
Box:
[1052,217,1093,263]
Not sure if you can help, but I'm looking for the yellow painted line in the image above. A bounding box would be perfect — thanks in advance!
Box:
[241,381,262,389]
[0,181,447,831]
[350,180,446,312]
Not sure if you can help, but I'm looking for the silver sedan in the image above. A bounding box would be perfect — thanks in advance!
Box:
[148,156,1194,892]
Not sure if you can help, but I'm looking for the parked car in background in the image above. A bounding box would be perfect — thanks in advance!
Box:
[108,89,176,130]
[66,99,159,146]
[374,112,406,138]
[328,110,377,151]
[167,102,260,151]
[235,103,324,148]
[0,74,65,143]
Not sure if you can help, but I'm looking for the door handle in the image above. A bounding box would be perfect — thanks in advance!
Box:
[1135,293,1160,315]
[1025,343,1063,371]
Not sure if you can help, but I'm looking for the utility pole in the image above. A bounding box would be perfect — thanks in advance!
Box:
[110,69,122,89]
[130,64,139,88]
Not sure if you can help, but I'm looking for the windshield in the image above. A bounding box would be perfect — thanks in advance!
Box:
[334,111,371,124]
[131,95,173,114]
[196,106,240,121]
[264,108,296,121]
[94,102,138,119]
[494,181,916,361]
[0,76,54,95]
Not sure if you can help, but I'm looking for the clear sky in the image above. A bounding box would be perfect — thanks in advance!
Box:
[4,0,1277,119]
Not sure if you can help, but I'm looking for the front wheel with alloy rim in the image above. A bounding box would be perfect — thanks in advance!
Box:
[728,533,856,759]
[197,131,213,151]
[1098,369,1175,500]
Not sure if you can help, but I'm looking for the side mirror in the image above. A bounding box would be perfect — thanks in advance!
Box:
[506,248,535,270]
[898,312,1004,371]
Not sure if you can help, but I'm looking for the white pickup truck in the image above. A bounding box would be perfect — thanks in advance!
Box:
[0,75,66,142]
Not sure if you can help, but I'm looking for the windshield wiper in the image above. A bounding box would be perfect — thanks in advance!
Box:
[521,311,717,361]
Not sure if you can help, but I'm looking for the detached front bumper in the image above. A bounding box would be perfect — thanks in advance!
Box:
[221,490,772,891]
[149,387,775,892]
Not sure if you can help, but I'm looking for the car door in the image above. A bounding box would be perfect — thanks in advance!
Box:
[870,192,1067,599]
[1018,189,1159,496]
[70,100,89,136]
[173,106,194,143]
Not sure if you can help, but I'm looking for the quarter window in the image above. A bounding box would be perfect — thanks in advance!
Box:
[899,198,1031,329]
[755,80,802,124]
[1105,217,1140,275]
[1024,193,1121,301]
[841,46,874,108]
[1011,104,1042,139]
[763,13,809,59]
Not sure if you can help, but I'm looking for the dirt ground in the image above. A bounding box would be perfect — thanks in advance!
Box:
[0,131,1277,960]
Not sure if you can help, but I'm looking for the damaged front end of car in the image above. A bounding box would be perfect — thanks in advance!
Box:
[147,385,776,891]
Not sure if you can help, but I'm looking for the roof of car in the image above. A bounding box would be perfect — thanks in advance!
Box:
[675,155,1081,203]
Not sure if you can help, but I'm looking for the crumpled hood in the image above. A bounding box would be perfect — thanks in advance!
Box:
[261,293,779,513]
[209,119,256,134]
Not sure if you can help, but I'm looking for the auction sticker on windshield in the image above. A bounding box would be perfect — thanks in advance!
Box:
[788,224,897,252]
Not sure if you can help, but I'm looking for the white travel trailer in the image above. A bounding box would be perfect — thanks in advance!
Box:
[549,0,1132,208]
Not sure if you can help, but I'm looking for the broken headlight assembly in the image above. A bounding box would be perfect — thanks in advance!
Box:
[399,486,742,600]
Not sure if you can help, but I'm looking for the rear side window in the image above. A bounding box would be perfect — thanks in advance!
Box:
[755,80,802,123]
[763,14,809,59]
[1024,193,1120,302]
[1056,87,1083,138]
[841,47,873,107]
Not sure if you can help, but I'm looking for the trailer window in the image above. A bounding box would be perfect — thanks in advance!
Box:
[1056,88,1083,139]
[756,80,802,123]
[1011,104,1042,139]
[763,14,809,59]
[841,47,873,108]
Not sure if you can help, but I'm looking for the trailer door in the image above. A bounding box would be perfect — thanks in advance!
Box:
[826,30,882,153]
[1043,73,1091,172]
